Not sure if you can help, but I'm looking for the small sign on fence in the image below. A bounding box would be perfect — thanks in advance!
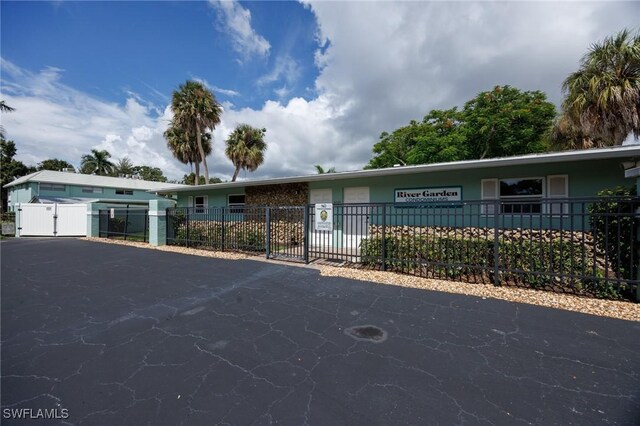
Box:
[314,203,333,231]
[110,208,115,219]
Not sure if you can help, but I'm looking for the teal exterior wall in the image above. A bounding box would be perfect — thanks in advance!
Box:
[7,183,36,211]
[8,182,169,211]
[307,158,629,203]
[175,157,630,208]
[176,187,247,208]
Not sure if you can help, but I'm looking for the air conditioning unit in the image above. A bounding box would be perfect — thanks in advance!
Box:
[62,167,75,173]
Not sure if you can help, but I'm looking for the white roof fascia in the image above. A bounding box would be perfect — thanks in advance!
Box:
[159,145,640,194]
[4,170,189,190]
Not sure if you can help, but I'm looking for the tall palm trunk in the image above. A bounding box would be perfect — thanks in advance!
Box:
[231,165,241,182]
[194,159,200,186]
[196,124,209,183]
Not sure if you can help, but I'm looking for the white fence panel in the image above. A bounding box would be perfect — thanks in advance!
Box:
[19,204,55,236]
[56,204,87,236]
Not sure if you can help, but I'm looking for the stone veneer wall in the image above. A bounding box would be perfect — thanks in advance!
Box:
[245,183,309,206]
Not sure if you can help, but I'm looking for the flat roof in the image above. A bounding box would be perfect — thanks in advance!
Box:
[4,170,188,191]
[159,145,640,194]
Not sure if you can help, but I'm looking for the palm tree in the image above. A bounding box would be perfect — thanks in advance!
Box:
[115,157,136,176]
[164,123,212,185]
[80,149,116,176]
[0,100,14,138]
[170,81,222,183]
[558,29,640,146]
[225,124,267,182]
[314,165,336,174]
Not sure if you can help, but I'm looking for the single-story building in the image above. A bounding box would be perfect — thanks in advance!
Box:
[160,145,640,210]
[3,170,186,237]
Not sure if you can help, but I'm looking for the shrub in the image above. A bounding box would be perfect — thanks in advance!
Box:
[588,186,638,281]
[360,232,628,299]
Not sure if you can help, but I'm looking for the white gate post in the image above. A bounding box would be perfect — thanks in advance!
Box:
[86,204,101,237]
[149,199,174,246]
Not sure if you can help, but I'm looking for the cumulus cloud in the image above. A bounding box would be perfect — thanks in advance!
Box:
[209,0,270,60]
[2,2,638,183]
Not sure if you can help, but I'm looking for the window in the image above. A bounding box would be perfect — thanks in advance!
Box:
[40,183,65,192]
[82,186,103,194]
[499,178,544,213]
[228,194,245,213]
[115,189,133,195]
[547,175,569,216]
[194,196,207,213]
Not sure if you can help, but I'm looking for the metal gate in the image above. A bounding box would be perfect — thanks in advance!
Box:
[18,203,87,236]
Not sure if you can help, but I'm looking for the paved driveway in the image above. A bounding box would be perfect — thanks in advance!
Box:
[1,239,639,425]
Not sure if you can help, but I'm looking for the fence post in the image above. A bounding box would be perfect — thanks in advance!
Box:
[493,199,500,286]
[303,205,309,264]
[86,204,101,237]
[381,204,387,271]
[148,199,174,246]
[221,208,226,251]
[124,208,129,241]
[265,207,271,259]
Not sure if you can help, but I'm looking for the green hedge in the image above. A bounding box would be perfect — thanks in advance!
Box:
[360,234,630,299]
[174,223,266,253]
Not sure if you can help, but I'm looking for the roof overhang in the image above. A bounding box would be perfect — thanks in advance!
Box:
[157,145,640,194]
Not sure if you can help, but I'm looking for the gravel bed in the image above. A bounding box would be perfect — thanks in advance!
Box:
[83,238,640,322]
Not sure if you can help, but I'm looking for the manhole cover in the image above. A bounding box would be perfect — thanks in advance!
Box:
[344,325,388,343]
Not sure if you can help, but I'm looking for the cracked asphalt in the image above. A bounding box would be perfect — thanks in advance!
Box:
[1,238,639,425]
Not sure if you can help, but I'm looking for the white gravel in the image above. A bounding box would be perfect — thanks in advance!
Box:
[83,238,640,322]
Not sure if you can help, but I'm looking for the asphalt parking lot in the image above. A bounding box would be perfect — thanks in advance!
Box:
[1,238,639,425]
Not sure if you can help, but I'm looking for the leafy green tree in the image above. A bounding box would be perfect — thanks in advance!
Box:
[80,149,116,175]
[164,124,212,185]
[36,158,74,172]
[1,138,35,211]
[462,85,556,159]
[556,29,640,146]
[133,166,167,182]
[366,108,466,169]
[314,165,337,174]
[170,80,222,183]
[225,124,267,182]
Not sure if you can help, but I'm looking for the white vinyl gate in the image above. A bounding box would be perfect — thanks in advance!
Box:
[18,203,87,237]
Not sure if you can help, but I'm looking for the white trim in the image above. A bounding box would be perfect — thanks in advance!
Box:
[158,145,640,193]
[148,211,167,217]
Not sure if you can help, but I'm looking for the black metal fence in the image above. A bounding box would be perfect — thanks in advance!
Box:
[99,208,148,242]
[166,197,640,301]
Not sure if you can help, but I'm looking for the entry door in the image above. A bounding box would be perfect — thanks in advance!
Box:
[309,189,333,248]
[343,187,369,248]
[19,204,55,236]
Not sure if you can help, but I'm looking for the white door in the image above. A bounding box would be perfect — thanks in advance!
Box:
[56,204,87,236]
[19,203,55,236]
[309,189,333,248]
[343,187,370,248]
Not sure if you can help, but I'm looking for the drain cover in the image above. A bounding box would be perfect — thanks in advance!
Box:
[344,325,388,343]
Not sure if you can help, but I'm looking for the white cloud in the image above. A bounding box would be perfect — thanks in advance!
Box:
[209,0,270,60]
[2,2,638,184]
[191,76,240,98]
[0,59,185,179]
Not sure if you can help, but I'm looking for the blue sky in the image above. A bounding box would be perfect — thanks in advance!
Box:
[1,1,638,181]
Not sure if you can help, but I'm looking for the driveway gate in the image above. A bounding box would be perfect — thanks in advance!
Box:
[18,203,87,236]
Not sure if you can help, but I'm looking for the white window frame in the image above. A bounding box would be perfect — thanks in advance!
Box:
[498,176,545,215]
[82,186,103,194]
[39,183,66,192]
[228,194,246,213]
[193,195,208,213]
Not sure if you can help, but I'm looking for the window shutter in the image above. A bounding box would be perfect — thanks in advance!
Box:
[481,179,498,215]
[547,175,568,215]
